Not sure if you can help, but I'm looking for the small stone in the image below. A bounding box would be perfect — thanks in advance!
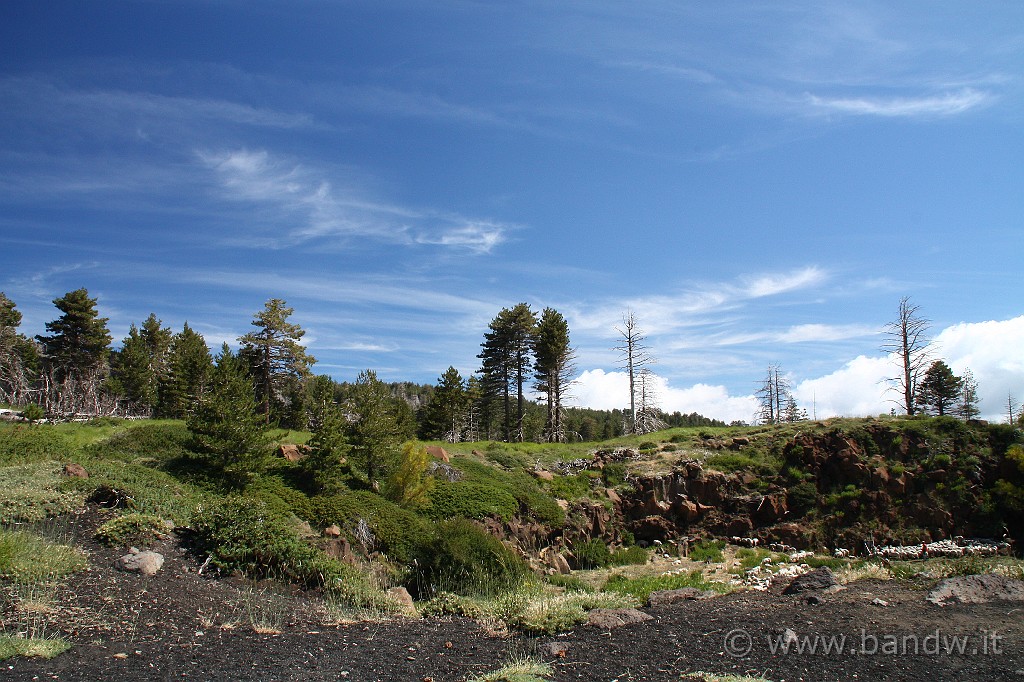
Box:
[806,595,822,605]
[112,653,128,659]
[115,550,164,576]
[871,597,889,607]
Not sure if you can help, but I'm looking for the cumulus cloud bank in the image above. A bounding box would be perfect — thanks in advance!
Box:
[571,316,1024,424]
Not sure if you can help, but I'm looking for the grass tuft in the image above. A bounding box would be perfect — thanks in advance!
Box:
[468,655,553,682]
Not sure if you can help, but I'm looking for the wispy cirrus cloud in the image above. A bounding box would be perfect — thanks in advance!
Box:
[805,88,992,118]
[198,148,510,254]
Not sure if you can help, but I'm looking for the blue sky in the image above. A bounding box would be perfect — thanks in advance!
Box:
[2,2,1022,422]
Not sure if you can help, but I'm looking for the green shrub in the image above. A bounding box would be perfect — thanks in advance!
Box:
[85,423,193,463]
[419,591,486,618]
[0,635,71,661]
[609,544,649,566]
[94,513,168,547]
[601,462,627,487]
[572,538,611,569]
[689,539,725,563]
[450,457,565,526]
[549,473,591,500]
[508,590,637,634]
[189,496,337,586]
[603,570,728,603]
[302,491,431,564]
[427,481,518,521]
[0,529,88,583]
[411,518,531,598]
[0,424,79,466]
[787,481,818,516]
[546,574,593,592]
[0,462,85,524]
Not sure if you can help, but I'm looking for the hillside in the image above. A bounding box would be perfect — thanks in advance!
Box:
[1,416,1023,680]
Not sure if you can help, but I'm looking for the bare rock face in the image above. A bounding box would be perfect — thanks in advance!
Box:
[927,574,1024,606]
[116,549,164,576]
[62,462,89,478]
[587,608,653,630]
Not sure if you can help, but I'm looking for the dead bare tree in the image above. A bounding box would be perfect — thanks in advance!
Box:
[882,297,932,416]
[614,311,655,434]
[635,368,667,435]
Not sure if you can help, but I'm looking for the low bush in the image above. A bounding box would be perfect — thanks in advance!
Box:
[546,573,592,592]
[189,496,338,587]
[0,529,88,583]
[786,481,818,516]
[548,473,591,501]
[411,518,532,598]
[426,481,518,521]
[507,590,638,634]
[303,491,431,563]
[449,457,565,526]
[689,539,725,563]
[94,513,169,547]
[572,538,611,569]
[0,461,85,524]
[0,635,70,661]
[0,424,80,467]
[609,544,649,566]
[601,462,627,487]
[603,570,728,603]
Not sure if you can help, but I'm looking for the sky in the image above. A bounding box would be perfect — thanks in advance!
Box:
[1,1,1022,423]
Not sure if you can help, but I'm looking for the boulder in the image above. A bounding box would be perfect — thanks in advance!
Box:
[323,524,342,538]
[782,567,838,595]
[424,445,450,462]
[115,549,164,576]
[927,574,1024,606]
[587,608,653,630]
[531,469,554,482]
[387,586,417,615]
[278,444,308,462]
[62,462,89,479]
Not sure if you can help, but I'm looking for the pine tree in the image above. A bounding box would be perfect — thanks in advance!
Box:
[36,288,113,415]
[187,344,269,488]
[303,394,350,493]
[422,366,469,442]
[36,288,112,382]
[157,323,212,418]
[916,360,962,416]
[956,368,981,421]
[110,324,155,413]
[0,292,37,405]
[533,307,576,442]
[347,369,403,490]
[478,304,537,441]
[238,299,315,424]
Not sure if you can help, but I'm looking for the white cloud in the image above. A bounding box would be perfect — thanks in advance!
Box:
[572,317,1024,424]
[570,369,758,424]
[793,355,892,419]
[805,88,991,118]
[198,148,509,253]
[743,266,826,297]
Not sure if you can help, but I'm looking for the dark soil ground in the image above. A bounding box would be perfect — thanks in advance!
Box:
[5,508,1024,682]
